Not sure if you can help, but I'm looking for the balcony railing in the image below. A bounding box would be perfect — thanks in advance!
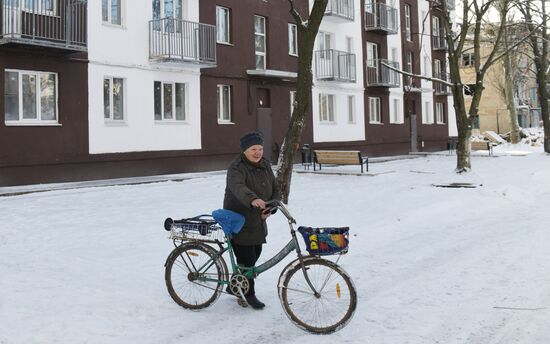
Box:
[434,0,455,11]
[432,30,448,50]
[366,59,400,87]
[325,0,354,21]
[315,49,356,82]
[365,3,398,34]
[434,73,451,95]
[149,18,216,66]
[0,0,87,51]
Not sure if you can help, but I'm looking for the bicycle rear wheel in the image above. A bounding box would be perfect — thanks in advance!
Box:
[165,242,225,309]
[278,258,357,334]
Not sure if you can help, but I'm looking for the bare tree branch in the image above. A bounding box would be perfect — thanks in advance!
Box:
[287,0,305,29]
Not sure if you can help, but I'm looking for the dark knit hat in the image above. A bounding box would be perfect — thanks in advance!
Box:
[239,131,264,151]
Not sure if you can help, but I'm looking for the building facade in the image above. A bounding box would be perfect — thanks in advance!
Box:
[1,0,454,187]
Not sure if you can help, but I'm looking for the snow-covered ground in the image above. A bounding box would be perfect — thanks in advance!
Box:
[1,144,549,344]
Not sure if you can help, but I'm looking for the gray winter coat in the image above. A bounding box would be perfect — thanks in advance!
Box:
[223,154,280,245]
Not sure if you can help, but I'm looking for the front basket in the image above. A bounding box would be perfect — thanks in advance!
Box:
[297,226,349,256]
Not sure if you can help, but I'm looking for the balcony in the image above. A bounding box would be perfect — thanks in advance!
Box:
[432,30,448,50]
[433,0,455,11]
[324,0,354,22]
[315,49,356,82]
[149,18,216,67]
[366,59,400,87]
[434,73,451,95]
[365,3,398,34]
[0,0,87,51]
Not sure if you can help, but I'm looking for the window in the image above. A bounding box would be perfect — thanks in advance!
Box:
[254,15,266,69]
[391,98,403,123]
[217,85,232,123]
[366,42,378,67]
[290,90,296,116]
[346,37,353,53]
[434,59,442,80]
[436,102,445,124]
[152,0,182,32]
[104,77,125,121]
[154,81,186,121]
[4,70,58,124]
[404,4,412,41]
[369,97,381,123]
[432,16,440,40]
[462,53,475,67]
[317,31,332,58]
[365,0,375,13]
[24,0,55,14]
[288,23,298,56]
[102,0,122,25]
[406,51,413,85]
[216,6,230,43]
[347,95,355,123]
[423,101,433,124]
[319,94,335,122]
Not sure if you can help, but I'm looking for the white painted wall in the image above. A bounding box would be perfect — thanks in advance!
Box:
[387,0,405,124]
[87,0,203,154]
[418,0,434,124]
[311,0,365,143]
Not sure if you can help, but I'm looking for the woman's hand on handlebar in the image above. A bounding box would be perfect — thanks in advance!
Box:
[251,198,266,209]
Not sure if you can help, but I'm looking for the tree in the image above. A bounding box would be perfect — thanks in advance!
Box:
[518,0,550,153]
[276,0,328,203]
[440,0,524,171]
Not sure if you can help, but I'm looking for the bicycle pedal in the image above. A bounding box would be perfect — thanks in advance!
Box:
[237,298,249,308]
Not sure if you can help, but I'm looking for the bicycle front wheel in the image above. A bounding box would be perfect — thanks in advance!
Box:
[279,258,357,334]
[165,242,225,310]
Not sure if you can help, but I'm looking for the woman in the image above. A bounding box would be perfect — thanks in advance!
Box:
[223,131,280,310]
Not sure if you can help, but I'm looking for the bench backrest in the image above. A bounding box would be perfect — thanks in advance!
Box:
[471,141,489,150]
[314,150,362,165]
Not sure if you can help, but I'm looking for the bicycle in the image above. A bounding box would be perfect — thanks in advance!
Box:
[162,200,357,334]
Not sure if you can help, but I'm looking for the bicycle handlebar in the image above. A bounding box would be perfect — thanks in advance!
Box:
[265,200,296,224]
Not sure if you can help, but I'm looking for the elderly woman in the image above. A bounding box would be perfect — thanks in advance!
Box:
[223,131,280,310]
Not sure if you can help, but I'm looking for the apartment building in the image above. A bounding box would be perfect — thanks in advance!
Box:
[0,0,88,185]
[1,0,455,187]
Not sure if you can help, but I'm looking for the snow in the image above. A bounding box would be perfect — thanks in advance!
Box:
[1,144,550,343]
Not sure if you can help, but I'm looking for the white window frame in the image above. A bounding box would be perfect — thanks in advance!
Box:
[404,4,412,42]
[319,93,335,123]
[254,15,266,70]
[432,16,440,41]
[317,31,332,59]
[347,95,355,124]
[217,84,232,123]
[436,102,445,124]
[4,69,59,125]
[366,42,378,67]
[216,6,230,44]
[288,23,298,56]
[23,0,56,15]
[102,0,124,26]
[391,98,403,124]
[103,77,125,122]
[290,90,296,116]
[406,51,413,85]
[434,59,442,78]
[369,97,381,124]
[154,81,187,122]
[423,101,433,124]
[462,53,475,67]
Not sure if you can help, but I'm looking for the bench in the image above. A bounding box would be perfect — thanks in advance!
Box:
[313,150,369,173]
[470,141,495,156]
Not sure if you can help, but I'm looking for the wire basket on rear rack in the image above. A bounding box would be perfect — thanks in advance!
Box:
[297,226,349,256]
[164,215,225,244]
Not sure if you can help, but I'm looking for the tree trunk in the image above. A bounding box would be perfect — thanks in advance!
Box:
[276,0,328,203]
[504,52,520,144]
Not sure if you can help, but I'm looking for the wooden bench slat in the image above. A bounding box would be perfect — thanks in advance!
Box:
[313,150,368,172]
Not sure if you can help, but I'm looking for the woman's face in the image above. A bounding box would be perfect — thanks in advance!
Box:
[244,144,264,163]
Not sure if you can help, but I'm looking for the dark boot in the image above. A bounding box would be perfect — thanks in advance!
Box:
[245,295,265,310]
